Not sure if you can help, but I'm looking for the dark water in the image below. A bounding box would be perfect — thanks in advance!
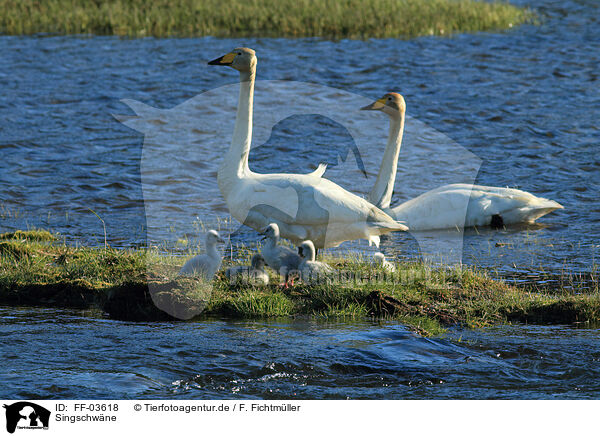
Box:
[1,307,599,399]
[1,0,599,399]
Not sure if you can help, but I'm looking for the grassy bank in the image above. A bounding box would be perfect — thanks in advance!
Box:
[1,230,598,337]
[0,0,533,39]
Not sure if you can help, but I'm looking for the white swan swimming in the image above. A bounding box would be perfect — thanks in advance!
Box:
[373,252,396,272]
[298,240,334,283]
[207,48,408,248]
[179,229,224,279]
[225,253,269,285]
[260,223,301,279]
[361,93,564,230]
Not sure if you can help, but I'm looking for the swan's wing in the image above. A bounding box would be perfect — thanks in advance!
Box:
[234,168,327,225]
[277,246,301,270]
[301,261,334,282]
[466,188,563,224]
[392,184,563,229]
[392,188,474,230]
[309,177,407,246]
[234,173,407,247]
[179,254,210,275]
[227,178,301,234]
[425,184,562,209]
[291,176,401,226]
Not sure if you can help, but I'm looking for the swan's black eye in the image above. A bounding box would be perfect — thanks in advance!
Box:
[387,97,392,101]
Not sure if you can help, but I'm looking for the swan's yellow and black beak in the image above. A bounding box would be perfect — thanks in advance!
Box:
[208,52,237,66]
[360,97,386,111]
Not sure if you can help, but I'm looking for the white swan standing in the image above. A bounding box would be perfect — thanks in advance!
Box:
[225,254,269,285]
[361,93,563,230]
[298,240,334,283]
[208,48,408,248]
[179,230,225,279]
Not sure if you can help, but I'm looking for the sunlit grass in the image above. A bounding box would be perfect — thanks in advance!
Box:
[216,291,296,317]
[2,229,599,337]
[0,0,534,39]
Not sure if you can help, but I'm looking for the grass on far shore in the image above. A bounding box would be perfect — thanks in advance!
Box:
[0,0,534,39]
[1,229,599,337]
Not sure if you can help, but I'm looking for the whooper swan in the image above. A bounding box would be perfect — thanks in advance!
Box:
[260,223,301,279]
[225,253,269,286]
[298,240,334,283]
[373,252,396,272]
[361,93,563,230]
[179,229,224,279]
[208,48,408,248]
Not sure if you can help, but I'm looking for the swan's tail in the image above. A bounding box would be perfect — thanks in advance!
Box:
[366,220,408,247]
[512,198,564,223]
[372,221,409,232]
[368,207,409,232]
[452,184,564,225]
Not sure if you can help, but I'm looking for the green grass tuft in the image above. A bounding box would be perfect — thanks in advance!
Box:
[219,290,296,317]
[0,229,57,242]
[2,229,599,337]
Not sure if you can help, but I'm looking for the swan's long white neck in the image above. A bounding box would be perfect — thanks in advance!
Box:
[368,112,404,210]
[218,68,255,197]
